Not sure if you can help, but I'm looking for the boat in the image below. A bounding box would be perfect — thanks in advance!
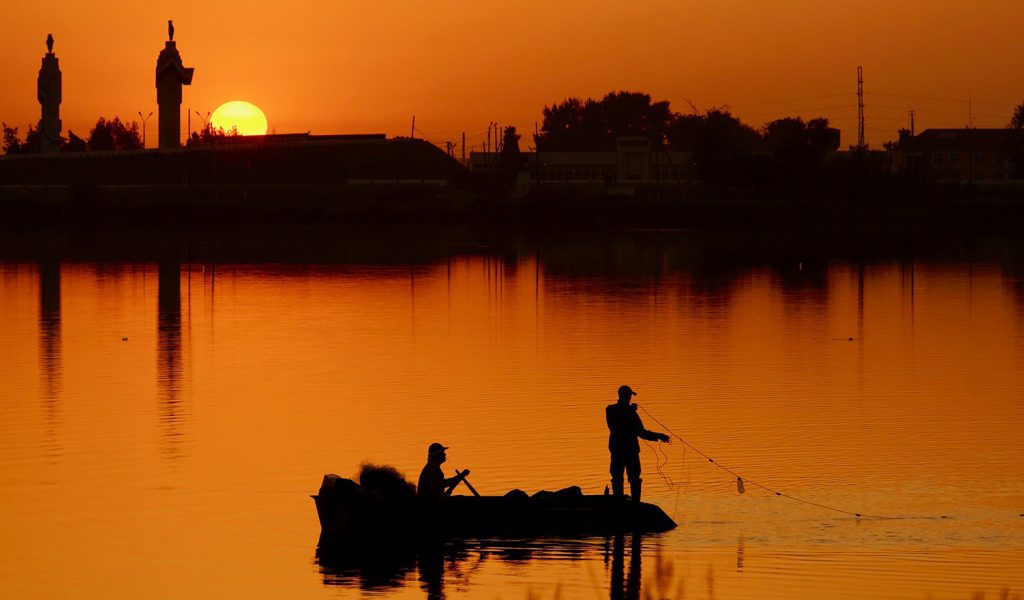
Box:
[312,475,677,537]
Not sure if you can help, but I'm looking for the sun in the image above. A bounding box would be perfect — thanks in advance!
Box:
[210,100,268,136]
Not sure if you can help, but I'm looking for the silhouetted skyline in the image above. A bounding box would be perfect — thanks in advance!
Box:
[2,3,1022,148]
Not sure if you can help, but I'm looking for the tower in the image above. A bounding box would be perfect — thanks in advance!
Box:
[856,66,866,150]
[156,20,194,148]
[37,33,62,153]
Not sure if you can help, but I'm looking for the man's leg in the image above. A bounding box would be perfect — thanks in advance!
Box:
[610,453,625,498]
[626,454,642,504]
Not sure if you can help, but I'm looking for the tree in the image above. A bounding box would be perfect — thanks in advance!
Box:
[62,130,87,152]
[883,128,914,151]
[764,117,809,159]
[591,91,672,148]
[665,108,763,184]
[1010,102,1024,129]
[667,108,761,153]
[1,123,45,154]
[2,123,22,155]
[764,116,839,163]
[499,126,524,173]
[536,97,587,151]
[1008,103,1024,176]
[23,125,42,153]
[189,124,239,145]
[806,117,840,155]
[87,117,142,151]
[536,91,673,151]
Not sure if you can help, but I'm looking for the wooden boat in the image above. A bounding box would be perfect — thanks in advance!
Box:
[312,480,677,537]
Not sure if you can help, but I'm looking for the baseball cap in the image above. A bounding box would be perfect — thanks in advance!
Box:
[428,442,449,455]
[618,385,637,398]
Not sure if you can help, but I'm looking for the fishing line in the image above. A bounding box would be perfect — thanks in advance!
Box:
[638,405,902,520]
[656,441,674,488]
[643,439,674,489]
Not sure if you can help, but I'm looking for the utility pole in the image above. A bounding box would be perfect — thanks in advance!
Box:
[909,110,915,136]
[410,115,415,139]
[462,132,466,163]
[138,111,153,149]
[857,66,866,150]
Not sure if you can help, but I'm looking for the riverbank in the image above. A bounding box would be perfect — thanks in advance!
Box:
[2,180,1022,229]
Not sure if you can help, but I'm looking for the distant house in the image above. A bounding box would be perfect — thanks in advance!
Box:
[890,129,1021,181]
[470,137,692,189]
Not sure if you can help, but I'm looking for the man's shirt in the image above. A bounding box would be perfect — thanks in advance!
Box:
[606,402,659,454]
[417,463,445,500]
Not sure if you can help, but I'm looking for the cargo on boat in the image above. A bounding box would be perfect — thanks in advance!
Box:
[312,474,677,537]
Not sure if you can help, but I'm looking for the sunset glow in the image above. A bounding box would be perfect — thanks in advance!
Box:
[2,3,1024,598]
[1,2,1021,145]
[210,100,267,135]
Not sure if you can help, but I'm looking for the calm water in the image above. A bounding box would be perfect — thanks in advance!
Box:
[1,226,1022,599]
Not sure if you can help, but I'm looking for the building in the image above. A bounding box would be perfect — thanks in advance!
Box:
[469,137,691,191]
[890,129,1021,181]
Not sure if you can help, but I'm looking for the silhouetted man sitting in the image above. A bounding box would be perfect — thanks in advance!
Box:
[417,442,470,502]
[606,385,670,504]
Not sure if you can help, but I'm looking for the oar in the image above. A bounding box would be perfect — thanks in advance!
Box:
[456,469,481,497]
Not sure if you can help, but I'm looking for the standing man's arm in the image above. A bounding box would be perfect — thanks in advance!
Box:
[635,412,670,442]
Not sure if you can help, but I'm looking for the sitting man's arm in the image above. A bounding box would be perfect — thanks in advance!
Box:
[443,470,470,494]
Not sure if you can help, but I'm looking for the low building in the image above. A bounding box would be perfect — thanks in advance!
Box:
[890,129,1021,181]
[469,137,692,189]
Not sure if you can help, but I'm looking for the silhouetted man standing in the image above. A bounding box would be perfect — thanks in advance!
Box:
[417,442,469,502]
[606,385,669,504]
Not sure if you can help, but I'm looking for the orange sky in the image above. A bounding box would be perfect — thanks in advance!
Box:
[1,0,1022,150]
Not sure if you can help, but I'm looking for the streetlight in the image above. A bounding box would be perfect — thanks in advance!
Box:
[138,111,153,149]
[194,110,210,134]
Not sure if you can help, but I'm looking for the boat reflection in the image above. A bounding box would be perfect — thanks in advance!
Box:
[314,535,473,599]
[316,533,646,599]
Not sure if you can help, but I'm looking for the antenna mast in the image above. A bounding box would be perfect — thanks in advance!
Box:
[857,66,866,150]
[968,90,973,128]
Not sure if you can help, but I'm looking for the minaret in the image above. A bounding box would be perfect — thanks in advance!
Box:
[37,34,62,153]
[155,20,194,148]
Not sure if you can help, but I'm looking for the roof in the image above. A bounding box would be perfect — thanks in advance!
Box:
[913,128,1019,149]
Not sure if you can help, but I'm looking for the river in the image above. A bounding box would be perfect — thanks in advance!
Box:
[1,225,1021,599]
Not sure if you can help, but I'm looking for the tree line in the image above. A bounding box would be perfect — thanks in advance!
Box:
[535,91,841,154]
[531,91,1024,180]
[2,118,238,155]
[531,91,844,183]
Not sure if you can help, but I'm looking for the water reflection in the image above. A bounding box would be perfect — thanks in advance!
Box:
[2,225,1023,599]
[157,259,185,459]
[38,258,62,459]
[315,536,471,599]
[607,533,642,600]
[316,534,645,599]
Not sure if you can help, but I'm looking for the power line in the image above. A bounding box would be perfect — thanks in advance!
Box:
[867,91,1015,108]
[742,105,858,119]
[725,92,854,109]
